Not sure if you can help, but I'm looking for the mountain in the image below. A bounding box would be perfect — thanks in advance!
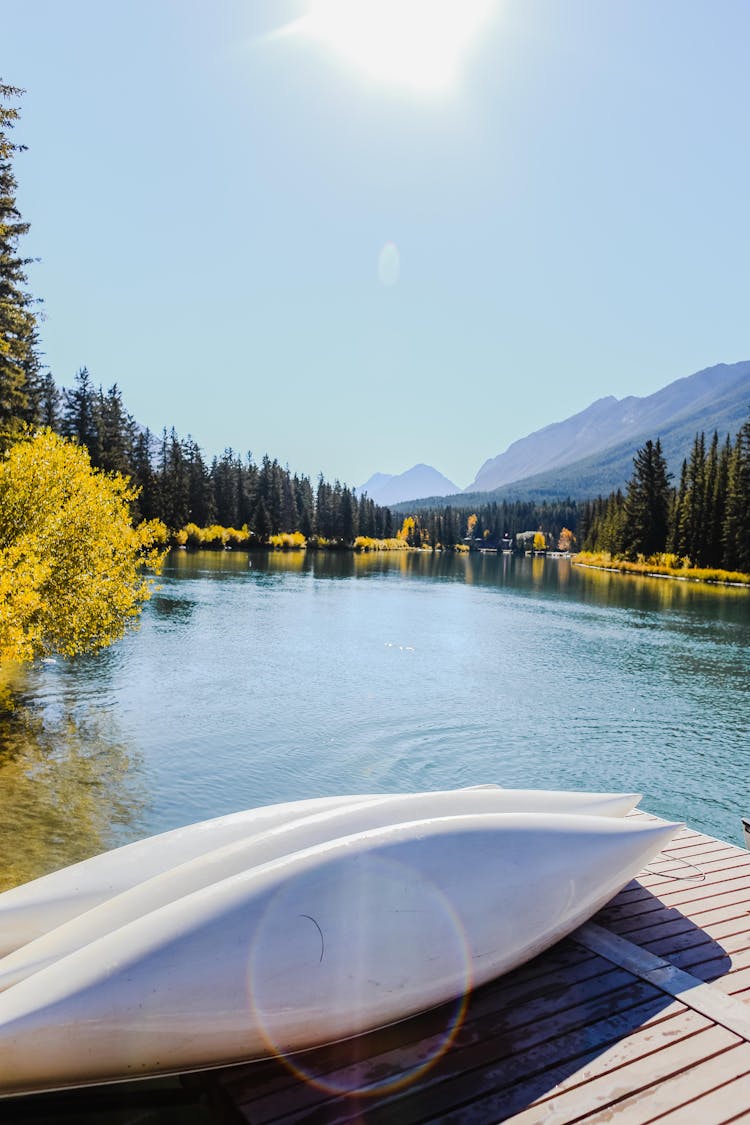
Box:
[464,360,750,499]
[358,464,460,507]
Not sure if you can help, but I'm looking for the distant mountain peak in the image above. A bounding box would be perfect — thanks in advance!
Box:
[358,464,460,507]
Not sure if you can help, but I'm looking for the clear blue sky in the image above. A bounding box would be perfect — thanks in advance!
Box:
[4,1,749,488]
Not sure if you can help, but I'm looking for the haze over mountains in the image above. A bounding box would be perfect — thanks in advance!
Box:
[359,361,750,506]
[357,465,460,507]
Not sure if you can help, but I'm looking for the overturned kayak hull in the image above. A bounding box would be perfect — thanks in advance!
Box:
[0,788,643,991]
[0,786,641,955]
[0,811,675,1096]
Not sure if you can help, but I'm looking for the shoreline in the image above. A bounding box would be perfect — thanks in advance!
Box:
[573,559,750,590]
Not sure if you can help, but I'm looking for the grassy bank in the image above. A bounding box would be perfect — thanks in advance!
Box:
[574,551,750,588]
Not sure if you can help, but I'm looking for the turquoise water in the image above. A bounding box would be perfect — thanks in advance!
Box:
[2,550,749,886]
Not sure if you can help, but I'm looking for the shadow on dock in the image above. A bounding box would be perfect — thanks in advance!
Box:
[200,882,735,1123]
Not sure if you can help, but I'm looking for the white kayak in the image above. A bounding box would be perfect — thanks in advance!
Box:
[0,811,676,1096]
[0,787,641,991]
[0,786,640,955]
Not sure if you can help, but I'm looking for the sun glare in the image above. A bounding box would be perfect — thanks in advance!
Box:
[294,0,493,92]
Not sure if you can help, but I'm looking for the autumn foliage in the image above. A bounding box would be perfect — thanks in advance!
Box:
[0,430,166,663]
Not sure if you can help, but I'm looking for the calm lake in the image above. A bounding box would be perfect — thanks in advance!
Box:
[1,550,749,889]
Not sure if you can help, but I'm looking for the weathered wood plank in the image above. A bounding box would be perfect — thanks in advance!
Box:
[603,874,750,923]
[613,898,750,949]
[710,966,750,996]
[577,1043,750,1124]
[640,851,750,886]
[605,889,750,938]
[649,1071,750,1125]
[498,1025,741,1125]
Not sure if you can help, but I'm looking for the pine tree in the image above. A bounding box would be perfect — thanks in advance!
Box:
[622,440,671,558]
[600,490,626,554]
[253,496,270,542]
[723,419,750,572]
[131,428,160,523]
[281,472,299,533]
[97,383,136,475]
[679,432,706,565]
[61,367,101,458]
[38,371,60,429]
[183,437,214,527]
[0,81,41,445]
[668,460,688,556]
[316,476,332,539]
[157,428,190,530]
[238,454,257,527]
[702,431,720,567]
[212,450,240,527]
[340,485,357,543]
[295,475,315,539]
[709,435,732,568]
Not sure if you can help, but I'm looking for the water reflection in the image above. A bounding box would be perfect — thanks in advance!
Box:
[574,562,750,616]
[150,591,197,624]
[0,666,146,890]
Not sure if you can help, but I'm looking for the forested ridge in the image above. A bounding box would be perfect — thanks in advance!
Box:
[579,428,750,574]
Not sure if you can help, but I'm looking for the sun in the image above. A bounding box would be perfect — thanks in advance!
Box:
[292,0,494,92]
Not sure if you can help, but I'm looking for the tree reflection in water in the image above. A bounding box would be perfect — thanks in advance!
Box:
[0,665,145,891]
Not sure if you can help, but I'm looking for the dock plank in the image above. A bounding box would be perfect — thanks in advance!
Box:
[500,1024,740,1125]
[650,1072,750,1125]
[578,1043,750,1124]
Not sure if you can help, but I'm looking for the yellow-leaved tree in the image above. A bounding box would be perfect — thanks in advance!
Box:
[0,430,166,664]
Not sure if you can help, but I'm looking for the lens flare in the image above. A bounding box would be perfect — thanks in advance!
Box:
[378,242,400,286]
[247,853,472,1096]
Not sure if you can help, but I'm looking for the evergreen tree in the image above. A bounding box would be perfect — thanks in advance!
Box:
[668,459,688,556]
[709,435,732,568]
[212,450,241,527]
[183,437,214,527]
[238,454,257,527]
[131,428,159,523]
[678,432,706,565]
[723,419,750,572]
[0,81,41,445]
[340,485,357,543]
[600,490,626,554]
[253,496,271,542]
[295,475,315,539]
[316,475,332,539]
[97,383,136,475]
[702,431,720,567]
[157,428,190,530]
[38,371,60,429]
[622,440,671,558]
[61,367,100,457]
[281,471,299,533]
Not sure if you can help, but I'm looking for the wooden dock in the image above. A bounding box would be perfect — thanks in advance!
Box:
[201,820,750,1124]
